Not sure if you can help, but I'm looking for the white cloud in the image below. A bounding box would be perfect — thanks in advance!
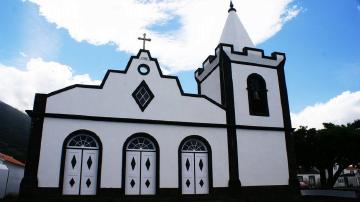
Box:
[19,52,28,58]
[291,91,360,129]
[28,0,301,72]
[0,58,100,111]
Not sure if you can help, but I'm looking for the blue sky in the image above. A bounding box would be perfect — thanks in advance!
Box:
[0,0,359,128]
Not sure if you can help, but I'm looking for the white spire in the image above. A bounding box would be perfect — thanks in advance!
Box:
[219,1,254,51]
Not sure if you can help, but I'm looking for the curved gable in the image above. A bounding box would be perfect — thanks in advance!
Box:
[45,50,226,124]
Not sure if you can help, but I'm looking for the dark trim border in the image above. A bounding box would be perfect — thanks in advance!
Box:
[59,130,103,195]
[34,112,289,131]
[218,49,241,192]
[277,59,299,188]
[20,93,47,197]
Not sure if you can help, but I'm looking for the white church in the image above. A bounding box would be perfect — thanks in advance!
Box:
[21,2,298,201]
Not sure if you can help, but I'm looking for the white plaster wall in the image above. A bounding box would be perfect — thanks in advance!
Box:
[2,163,24,195]
[46,51,225,124]
[231,63,284,127]
[237,129,289,186]
[38,118,229,189]
[200,67,221,104]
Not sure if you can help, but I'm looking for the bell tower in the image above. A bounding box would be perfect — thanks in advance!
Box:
[195,1,297,192]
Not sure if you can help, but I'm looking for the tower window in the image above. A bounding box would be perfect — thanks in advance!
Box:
[247,73,269,116]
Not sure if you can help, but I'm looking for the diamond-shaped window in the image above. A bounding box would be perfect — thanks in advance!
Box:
[132,81,154,111]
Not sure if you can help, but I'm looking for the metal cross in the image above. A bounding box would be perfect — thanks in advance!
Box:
[138,33,151,50]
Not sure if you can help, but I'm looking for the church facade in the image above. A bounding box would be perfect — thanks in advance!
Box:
[21,2,297,201]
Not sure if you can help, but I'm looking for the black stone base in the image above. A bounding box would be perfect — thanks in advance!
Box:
[18,186,301,202]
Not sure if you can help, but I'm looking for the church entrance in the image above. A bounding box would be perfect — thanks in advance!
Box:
[125,136,156,195]
[180,138,209,195]
[62,134,99,195]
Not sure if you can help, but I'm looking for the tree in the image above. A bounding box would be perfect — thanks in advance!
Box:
[294,120,360,188]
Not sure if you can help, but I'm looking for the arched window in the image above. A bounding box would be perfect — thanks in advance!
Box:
[67,134,99,148]
[127,137,155,151]
[181,139,208,152]
[247,73,269,116]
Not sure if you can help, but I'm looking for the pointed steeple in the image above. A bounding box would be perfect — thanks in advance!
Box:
[228,1,236,12]
[220,1,254,51]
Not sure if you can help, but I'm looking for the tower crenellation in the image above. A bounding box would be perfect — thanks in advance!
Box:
[195,43,285,84]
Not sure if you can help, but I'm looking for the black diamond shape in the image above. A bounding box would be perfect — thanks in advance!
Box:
[145,158,151,170]
[145,179,150,188]
[186,179,191,187]
[132,81,154,112]
[130,179,136,188]
[87,156,92,170]
[69,178,75,187]
[199,159,203,171]
[86,178,91,188]
[199,179,204,187]
[185,159,190,171]
[131,157,136,170]
[71,155,77,169]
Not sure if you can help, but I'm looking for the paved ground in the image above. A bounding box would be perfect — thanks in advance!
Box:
[0,196,359,202]
[302,196,358,202]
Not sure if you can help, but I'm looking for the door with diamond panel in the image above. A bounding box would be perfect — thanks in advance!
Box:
[80,149,99,195]
[125,136,157,195]
[125,151,141,195]
[63,149,82,195]
[140,152,156,195]
[181,138,209,195]
[62,134,99,195]
[195,153,208,194]
[181,153,195,194]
